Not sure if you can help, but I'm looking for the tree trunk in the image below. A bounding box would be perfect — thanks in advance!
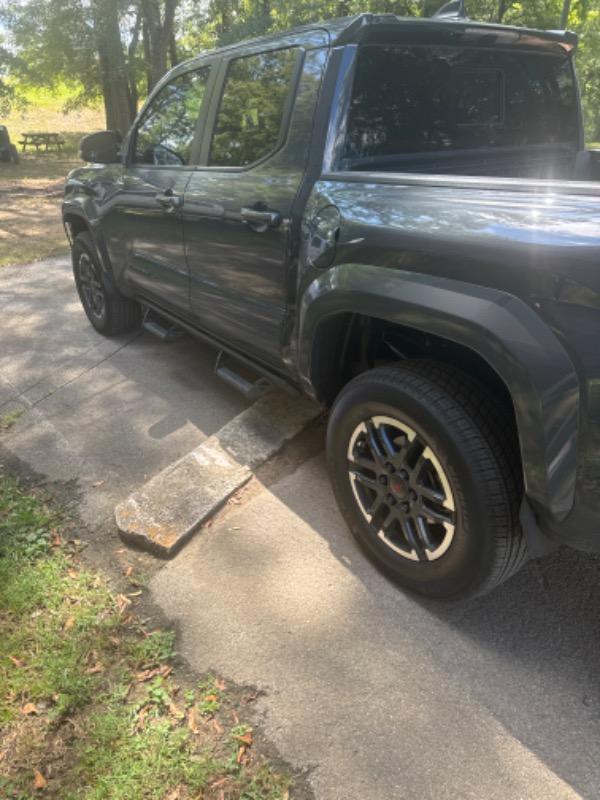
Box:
[127,8,143,118]
[141,0,178,91]
[94,0,134,134]
[561,0,572,28]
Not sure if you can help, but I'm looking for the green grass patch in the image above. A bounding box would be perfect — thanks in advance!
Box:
[0,411,24,431]
[0,473,292,799]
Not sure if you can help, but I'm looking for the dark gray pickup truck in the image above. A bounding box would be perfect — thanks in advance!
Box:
[63,11,600,599]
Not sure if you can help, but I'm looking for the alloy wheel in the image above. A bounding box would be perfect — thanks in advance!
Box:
[347,415,456,562]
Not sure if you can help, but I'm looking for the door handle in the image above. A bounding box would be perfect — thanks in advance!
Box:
[156,190,183,210]
[240,207,281,231]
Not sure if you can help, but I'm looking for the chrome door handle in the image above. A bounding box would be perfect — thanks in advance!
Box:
[156,190,183,210]
[240,207,281,231]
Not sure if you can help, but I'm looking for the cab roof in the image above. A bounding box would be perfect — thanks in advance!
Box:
[212,12,577,56]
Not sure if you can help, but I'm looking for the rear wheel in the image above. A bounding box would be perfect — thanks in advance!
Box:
[327,360,526,599]
[72,232,141,336]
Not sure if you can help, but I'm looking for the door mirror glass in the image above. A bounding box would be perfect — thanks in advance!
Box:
[133,67,211,166]
[80,130,123,164]
[209,48,298,168]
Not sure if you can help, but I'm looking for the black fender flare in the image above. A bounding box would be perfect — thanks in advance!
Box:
[297,264,579,522]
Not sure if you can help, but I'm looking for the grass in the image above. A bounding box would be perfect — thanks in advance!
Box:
[0,472,292,799]
[0,95,104,268]
[0,411,23,431]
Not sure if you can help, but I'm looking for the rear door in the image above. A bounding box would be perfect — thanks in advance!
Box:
[106,63,215,313]
[183,40,328,366]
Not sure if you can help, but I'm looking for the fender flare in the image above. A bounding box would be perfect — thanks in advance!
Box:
[298,264,579,522]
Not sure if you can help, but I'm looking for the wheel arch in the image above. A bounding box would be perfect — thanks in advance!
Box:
[298,264,580,522]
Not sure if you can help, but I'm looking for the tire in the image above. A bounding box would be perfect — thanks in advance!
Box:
[327,360,527,600]
[72,232,141,336]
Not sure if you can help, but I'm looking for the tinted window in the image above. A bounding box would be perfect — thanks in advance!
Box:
[341,45,578,177]
[209,48,298,167]
[134,67,210,166]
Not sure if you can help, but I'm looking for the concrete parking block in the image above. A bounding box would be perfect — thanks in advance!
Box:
[114,390,321,556]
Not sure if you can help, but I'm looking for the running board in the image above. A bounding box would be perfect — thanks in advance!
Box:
[142,309,184,342]
[215,351,271,401]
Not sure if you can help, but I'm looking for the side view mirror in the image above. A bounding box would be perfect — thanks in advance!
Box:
[79,130,123,164]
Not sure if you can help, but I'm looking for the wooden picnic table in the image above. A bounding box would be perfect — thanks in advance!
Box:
[19,132,66,153]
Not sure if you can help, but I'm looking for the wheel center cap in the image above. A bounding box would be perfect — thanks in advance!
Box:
[390,475,408,499]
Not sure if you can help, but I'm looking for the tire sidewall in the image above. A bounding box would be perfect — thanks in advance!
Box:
[327,376,499,598]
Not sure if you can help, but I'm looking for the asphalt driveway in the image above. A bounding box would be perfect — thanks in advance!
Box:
[2,257,600,799]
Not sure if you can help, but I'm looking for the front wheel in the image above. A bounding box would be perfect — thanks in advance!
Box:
[327,360,526,600]
[72,232,141,337]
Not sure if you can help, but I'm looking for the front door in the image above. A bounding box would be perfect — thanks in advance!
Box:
[107,64,213,314]
[184,46,326,366]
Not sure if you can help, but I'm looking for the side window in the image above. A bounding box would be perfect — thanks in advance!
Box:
[340,45,579,179]
[209,48,298,167]
[134,67,211,166]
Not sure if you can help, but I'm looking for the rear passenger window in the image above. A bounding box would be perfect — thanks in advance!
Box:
[340,45,579,179]
[134,66,210,166]
[209,48,298,167]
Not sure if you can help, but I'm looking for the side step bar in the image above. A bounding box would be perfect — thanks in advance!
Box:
[214,351,271,401]
[142,309,184,342]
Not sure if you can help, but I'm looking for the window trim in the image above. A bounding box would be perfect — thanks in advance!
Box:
[324,42,583,181]
[126,60,218,170]
[196,45,305,172]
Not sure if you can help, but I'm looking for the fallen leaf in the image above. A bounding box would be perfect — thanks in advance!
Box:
[85,662,104,675]
[64,616,76,631]
[21,703,39,715]
[211,777,228,788]
[236,744,246,764]
[203,694,218,703]
[231,709,239,725]
[0,750,6,763]
[9,655,24,668]
[51,530,62,547]
[168,702,184,720]
[33,768,47,790]
[114,548,126,554]
[233,731,253,746]
[214,678,226,691]
[124,565,133,577]
[188,706,199,734]
[211,718,224,735]
[116,594,131,614]
[67,569,78,579]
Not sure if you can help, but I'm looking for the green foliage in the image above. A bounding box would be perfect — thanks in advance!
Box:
[0,472,291,798]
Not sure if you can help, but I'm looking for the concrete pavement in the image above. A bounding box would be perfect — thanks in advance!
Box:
[152,456,600,800]
[2,257,600,799]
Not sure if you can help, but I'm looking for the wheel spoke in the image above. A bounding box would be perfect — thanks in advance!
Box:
[418,483,446,504]
[415,514,437,552]
[421,502,455,526]
[401,517,426,561]
[365,421,386,465]
[348,453,377,472]
[350,469,380,493]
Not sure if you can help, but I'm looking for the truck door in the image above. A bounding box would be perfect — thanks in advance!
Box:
[106,63,214,313]
[183,43,328,367]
